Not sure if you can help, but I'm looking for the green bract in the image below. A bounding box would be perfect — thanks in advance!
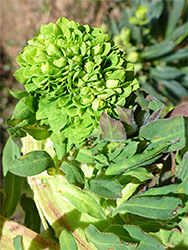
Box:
[12,17,139,155]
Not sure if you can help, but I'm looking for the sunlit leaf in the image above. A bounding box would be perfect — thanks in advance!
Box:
[89,179,122,199]
[112,196,181,220]
[85,224,130,250]
[8,150,55,177]
[59,229,78,250]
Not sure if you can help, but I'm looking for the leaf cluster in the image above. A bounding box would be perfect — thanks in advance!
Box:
[9,17,139,156]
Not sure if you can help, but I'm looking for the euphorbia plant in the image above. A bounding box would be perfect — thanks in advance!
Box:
[1,17,188,250]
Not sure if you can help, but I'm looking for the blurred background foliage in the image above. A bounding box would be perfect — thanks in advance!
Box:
[107,0,188,106]
[0,0,188,172]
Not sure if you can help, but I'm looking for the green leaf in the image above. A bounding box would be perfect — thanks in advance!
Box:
[2,172,22,217]
[13,235,23,250]
[85,224,130,250]
[24,125,51,140]
[89,179,122,199]
[112,196,181,220]
[139,116,186,152]
[166,0,185,37]
[123,225,166,250]
[141,42,175,59]
[111,140,138,162]
[9,89,28,99]
[2,137,20,176]
[138,184,179,197]
[168,217,188,247]
[59,229,78,250]
[116,107,138,136]
[118,167,153,184]
[104,225,138,243]
[75,148,96,164]
[100,112,127,141]
[177,179,188,195]
[157,79,188,98]
[150,66,184,80]
[106,143,169,175]
[149,0,164,21]
[8,150,55,177]
[58,181,106,220]
[152,217,188,248]
[60,160,85,186]
[165,22,188,43]
[161,46,188,62]
[12,97,34,121]
[176,151,188,181]
[20,194,41,233]
[7,127,27,138]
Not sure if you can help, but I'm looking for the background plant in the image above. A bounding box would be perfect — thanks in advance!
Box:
[1,16,188,250]
[108,0,188,105]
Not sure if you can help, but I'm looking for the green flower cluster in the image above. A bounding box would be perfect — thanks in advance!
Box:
[13,17,139,156]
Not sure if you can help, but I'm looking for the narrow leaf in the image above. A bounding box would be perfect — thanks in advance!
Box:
[141,42,175,59]
[8,150,55,177]
[158,80,187,98]
[176,151,188,181]
[106,143,169,175]
[58,181,106,220]
[112,197,181,220]
[85,224,130,250]
[161,46,188,62]
[166,0,185,36]
[138,184,179,197]
[2,137,22,217]
[89,179,122,199]
[100,112,127,141]
[2,172,22,218]
[59,229,78,250]
[123,225,166,250]
[60,160,85,186]
[20,194,41,233]
[150,66,184,80]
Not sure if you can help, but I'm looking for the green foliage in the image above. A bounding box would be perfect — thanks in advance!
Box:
[20,194,41,233]
[1,16,188,250]
[8,150,55,177]
[85,224,130,250]
[59,229,78,250]
[9,16,139,156]
[109,0,188,105]
[2,138,22,217]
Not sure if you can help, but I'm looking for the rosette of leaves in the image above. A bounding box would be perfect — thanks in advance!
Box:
[8,17,139,158]
[109,0,188,105]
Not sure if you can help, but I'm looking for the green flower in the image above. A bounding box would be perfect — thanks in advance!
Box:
[13,17,139,157]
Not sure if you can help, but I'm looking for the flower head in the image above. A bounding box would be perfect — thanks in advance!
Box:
[14,17,139,155]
